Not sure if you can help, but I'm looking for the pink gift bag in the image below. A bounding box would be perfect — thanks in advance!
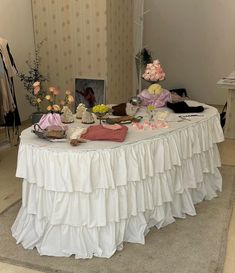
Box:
[37,113,63,130]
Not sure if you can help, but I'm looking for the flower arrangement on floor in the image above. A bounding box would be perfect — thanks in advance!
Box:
[142,59,165,82]
[18,41,47,112]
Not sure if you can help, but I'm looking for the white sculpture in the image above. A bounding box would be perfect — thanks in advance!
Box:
[82,109,95,124]
[61,106,74,123]
[76,103,86,119]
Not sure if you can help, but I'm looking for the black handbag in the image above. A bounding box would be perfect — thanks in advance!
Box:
[170,88,188,97]
[220,102,227,128]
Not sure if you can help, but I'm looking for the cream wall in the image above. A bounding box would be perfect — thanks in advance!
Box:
[32,0,107,93]
[32,0,133,104]
[0,0,35,121]
[144,0,235,105]
[106,0,133,103]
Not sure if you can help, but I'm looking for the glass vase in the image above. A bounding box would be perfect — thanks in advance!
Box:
[95,112,107,125]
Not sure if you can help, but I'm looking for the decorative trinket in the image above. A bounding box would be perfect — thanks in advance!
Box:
[76,103,86,119]
[61,106,74,123]
[82,109,95,124]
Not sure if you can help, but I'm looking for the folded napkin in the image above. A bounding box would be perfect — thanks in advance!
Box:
[70,127,87,140]
[102,124,122,130]
[81,125,128,142]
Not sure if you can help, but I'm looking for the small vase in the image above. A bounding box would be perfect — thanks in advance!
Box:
[95,112,107,125]
[148,111,154,122]
[31,111,45,124]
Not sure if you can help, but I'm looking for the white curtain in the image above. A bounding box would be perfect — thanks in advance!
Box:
[133,0,144,95]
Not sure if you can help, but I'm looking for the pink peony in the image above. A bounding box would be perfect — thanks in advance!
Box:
[33,81,40,88]
[143,59,165,81]
[53,88,59,96]
[49,87,55,93]
[153,59,160,66]
[34,86,40,95]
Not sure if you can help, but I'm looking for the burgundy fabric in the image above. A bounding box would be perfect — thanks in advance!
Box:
[81,125,128,142]
[112,103,127,116]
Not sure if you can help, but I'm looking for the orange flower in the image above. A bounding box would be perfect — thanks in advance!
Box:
[67,95,74,103]
[52,104,61,112]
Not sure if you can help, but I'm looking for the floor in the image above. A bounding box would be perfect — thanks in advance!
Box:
[219,140,235,273]
[0,124,235,273]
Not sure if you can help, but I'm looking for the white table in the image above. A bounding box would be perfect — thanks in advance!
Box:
[217,70,235,139]
[12,101,224,259]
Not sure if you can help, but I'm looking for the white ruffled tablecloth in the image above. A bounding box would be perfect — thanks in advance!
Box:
[11,101,224,259]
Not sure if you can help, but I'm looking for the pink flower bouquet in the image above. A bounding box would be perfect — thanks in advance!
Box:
[32,82,74,114]
[142,59,165,82]
[44,87,74,113]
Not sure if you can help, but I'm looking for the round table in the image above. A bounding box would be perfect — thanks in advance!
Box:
[12,101,224,259]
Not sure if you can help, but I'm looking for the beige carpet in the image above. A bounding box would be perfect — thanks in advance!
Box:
[0,166,234,273]
[0,147,21,214]
[218,140,235,166]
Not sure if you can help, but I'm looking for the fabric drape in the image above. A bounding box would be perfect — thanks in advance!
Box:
[0,37,21,127]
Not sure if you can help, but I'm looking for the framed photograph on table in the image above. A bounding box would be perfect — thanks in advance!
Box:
[75,78,106,109]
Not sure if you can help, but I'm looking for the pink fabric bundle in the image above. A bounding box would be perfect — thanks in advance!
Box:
[81,125,128,142]
[38,113,63,130]
[138,89,171,107]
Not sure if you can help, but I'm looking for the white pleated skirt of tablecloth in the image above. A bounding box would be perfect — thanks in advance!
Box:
[12,105,224,258]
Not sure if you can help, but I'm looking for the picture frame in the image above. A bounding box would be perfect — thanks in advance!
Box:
[75,78,106,109]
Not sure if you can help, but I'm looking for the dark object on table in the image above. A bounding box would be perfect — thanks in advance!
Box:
[105,116,142,124]
[167,101,204,113]
[170,88,188,97]
[129,96,142,106]
[220,102,227,129]
[112,103,127,116]
[31,111,44,124]
[70,139,80,146]
[70,139,86,146]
